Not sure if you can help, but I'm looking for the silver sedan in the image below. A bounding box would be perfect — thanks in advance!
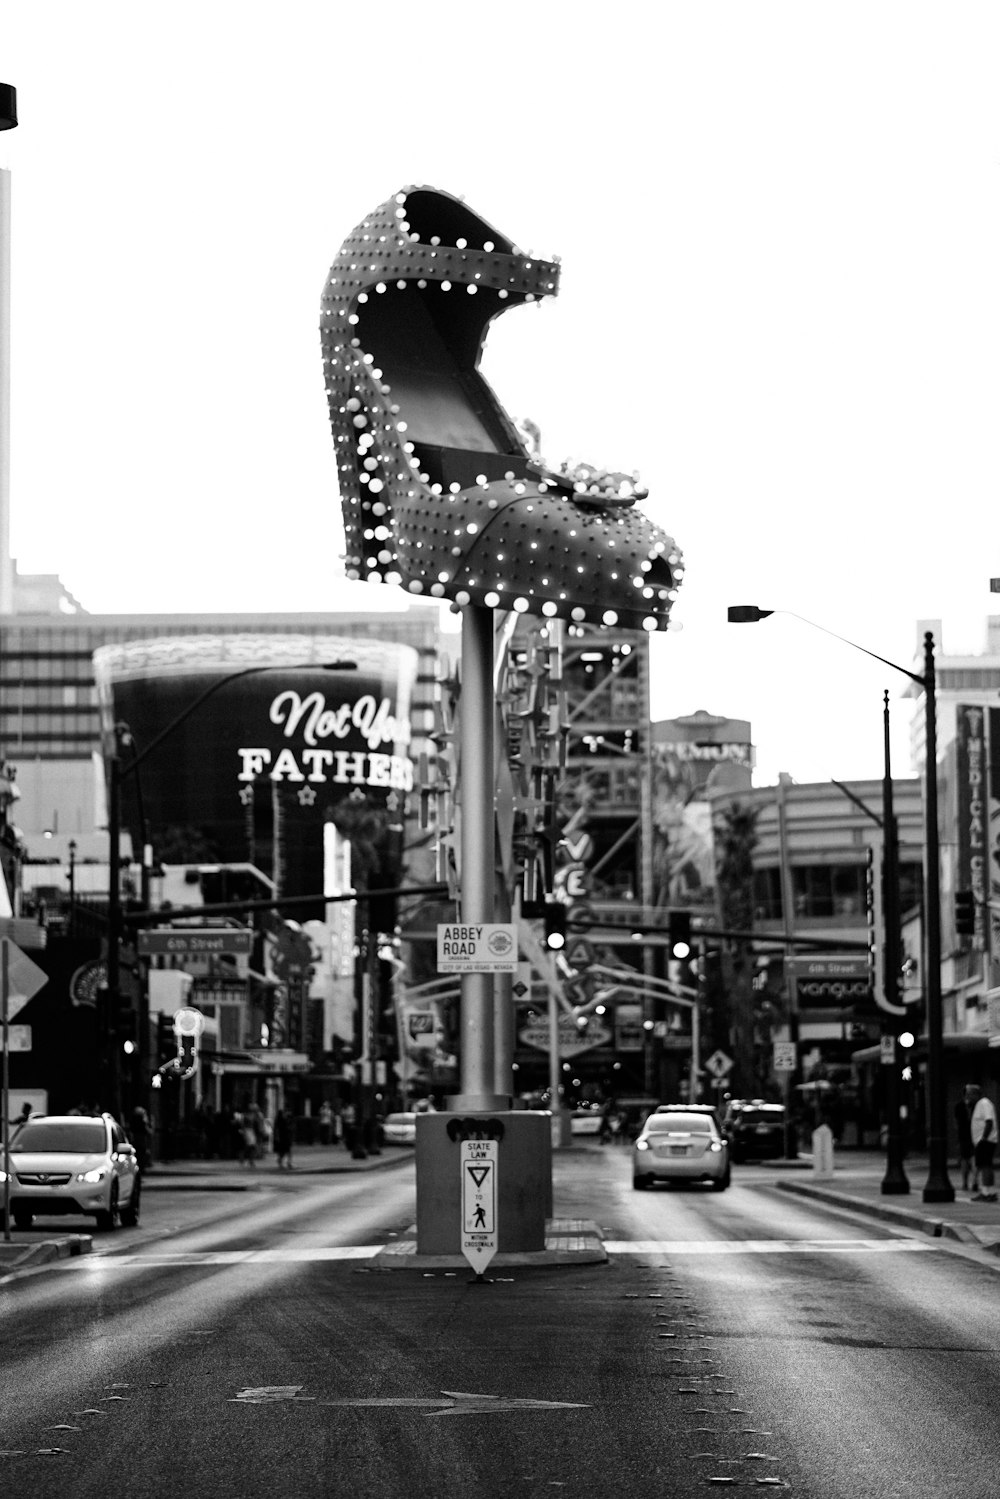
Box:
[632,1110,731,1191]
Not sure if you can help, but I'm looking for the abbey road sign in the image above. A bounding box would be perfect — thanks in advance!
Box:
[437,924,518,973]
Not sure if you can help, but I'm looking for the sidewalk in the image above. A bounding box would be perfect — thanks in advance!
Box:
[142,1139,412,1190]
[775,1148,1000,1257]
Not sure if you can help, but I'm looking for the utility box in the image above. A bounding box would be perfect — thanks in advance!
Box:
[415,1110,552,1255]
[812,1123,835,1180]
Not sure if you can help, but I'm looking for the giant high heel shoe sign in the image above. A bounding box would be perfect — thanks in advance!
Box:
[321,185,684,631]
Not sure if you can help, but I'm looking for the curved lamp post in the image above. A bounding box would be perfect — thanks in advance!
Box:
[727,606,953,1204]
[105,658,358,1119]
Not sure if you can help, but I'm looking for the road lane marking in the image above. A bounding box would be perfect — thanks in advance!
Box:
[79,1246,382,1268]
[603,1239,935,1254]
[61,1238,937,1273]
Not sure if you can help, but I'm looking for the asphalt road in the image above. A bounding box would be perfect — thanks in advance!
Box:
[2,1151,999,1499]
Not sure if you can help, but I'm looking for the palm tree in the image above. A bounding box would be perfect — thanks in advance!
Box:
[712,802,760,1097]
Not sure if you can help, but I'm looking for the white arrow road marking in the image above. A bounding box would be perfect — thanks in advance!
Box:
[233,1388,589,1417]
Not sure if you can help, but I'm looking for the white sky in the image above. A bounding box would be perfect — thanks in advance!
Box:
[4,2,998,789]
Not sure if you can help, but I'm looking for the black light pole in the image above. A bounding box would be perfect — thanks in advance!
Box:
[727,608,953,1204]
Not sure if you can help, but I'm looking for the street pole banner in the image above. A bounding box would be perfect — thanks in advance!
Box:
[989,710,1000,990]
[460,1139,498,1275]
[956,705,988,952]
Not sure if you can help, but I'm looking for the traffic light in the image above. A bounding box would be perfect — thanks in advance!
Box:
[113,996,137,1045]
[668,911,692,959]
[543,899,567,951]
[157,1014,178,1066]
[955,889,976,936]
[668,944,700,992]
[897,1027,916,1082]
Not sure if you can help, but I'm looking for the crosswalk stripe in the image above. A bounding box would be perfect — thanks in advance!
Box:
[82,1246,382,1268]
[602,1239,935,1255]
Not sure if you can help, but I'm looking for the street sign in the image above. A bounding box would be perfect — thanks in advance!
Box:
[784,955,870,979]
[138,929,253,956]
[4,1025,31,1052]
[704,1049,734,1079]
[518,1015,614,1057]
[773,1041,796,1072]
[512,961,533,1000]
[0,937,48,1021]
[461,1139,498,1275]
[564,937,595,972]
[437,923,518,973]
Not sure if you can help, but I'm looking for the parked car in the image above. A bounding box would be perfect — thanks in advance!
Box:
[0,1113,141,1231]
[722,1100,790,1162]
[632,1109,730,1191]
[571,1106,603,1136]
[381,1112,418,1146]
[656,1102,723,1130]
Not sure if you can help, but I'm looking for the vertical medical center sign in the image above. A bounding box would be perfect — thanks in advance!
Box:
[957,705,989,955]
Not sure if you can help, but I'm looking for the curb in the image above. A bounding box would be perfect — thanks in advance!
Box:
[143,1154,412,1190]
[0,1233,92,1272]
[373,1219,608,1271]
[775,1178,1000,1257]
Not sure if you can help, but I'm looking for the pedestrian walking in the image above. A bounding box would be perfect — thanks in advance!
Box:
[274,1108,294,1170]
[955,1095,976,1192]
[967,1083,998,1202]
[236,1106,258,1168]
[318,1100,333,1146]
[130,1105,151,1173]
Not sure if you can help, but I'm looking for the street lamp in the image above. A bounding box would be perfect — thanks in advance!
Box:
[727,606,953,1204]
[105,658,358,1119]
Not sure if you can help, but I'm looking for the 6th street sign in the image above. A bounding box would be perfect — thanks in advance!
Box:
[138,929,253,957]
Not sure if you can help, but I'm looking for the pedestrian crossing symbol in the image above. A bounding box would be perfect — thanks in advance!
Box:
[460,1139,498,1274]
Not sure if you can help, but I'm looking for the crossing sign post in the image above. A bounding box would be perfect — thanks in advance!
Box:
[460,1139,498,1277]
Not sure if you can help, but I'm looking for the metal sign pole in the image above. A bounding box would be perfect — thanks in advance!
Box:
[455,605,504,1109]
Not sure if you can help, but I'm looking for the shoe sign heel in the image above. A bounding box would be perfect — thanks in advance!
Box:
[322,186,683,630]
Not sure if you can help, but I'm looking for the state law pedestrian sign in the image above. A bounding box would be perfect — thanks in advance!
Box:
[461,1139,498,1274]
[437,923,518,973]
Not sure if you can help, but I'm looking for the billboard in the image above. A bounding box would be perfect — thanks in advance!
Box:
[93,634,418,907]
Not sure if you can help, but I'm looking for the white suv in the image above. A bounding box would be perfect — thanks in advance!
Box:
[2,1113,141,1232]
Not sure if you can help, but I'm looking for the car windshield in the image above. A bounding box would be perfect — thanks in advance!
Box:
[736,1109,783,1125]
[645,1114,713,1135]
[12,1121,106,1153]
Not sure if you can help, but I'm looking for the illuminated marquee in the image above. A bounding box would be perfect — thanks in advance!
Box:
[237,688,413,791]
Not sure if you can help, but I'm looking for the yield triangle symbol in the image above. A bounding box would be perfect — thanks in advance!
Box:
[467,1166,491,1188]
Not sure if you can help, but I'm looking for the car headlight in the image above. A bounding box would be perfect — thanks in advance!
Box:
[76,1168,108,1183]
[709,1141,723,1153]
[635,1139,649,1151]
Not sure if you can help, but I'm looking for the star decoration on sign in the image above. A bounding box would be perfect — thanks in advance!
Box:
[298,785,317,807]
[238,786,255,806]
